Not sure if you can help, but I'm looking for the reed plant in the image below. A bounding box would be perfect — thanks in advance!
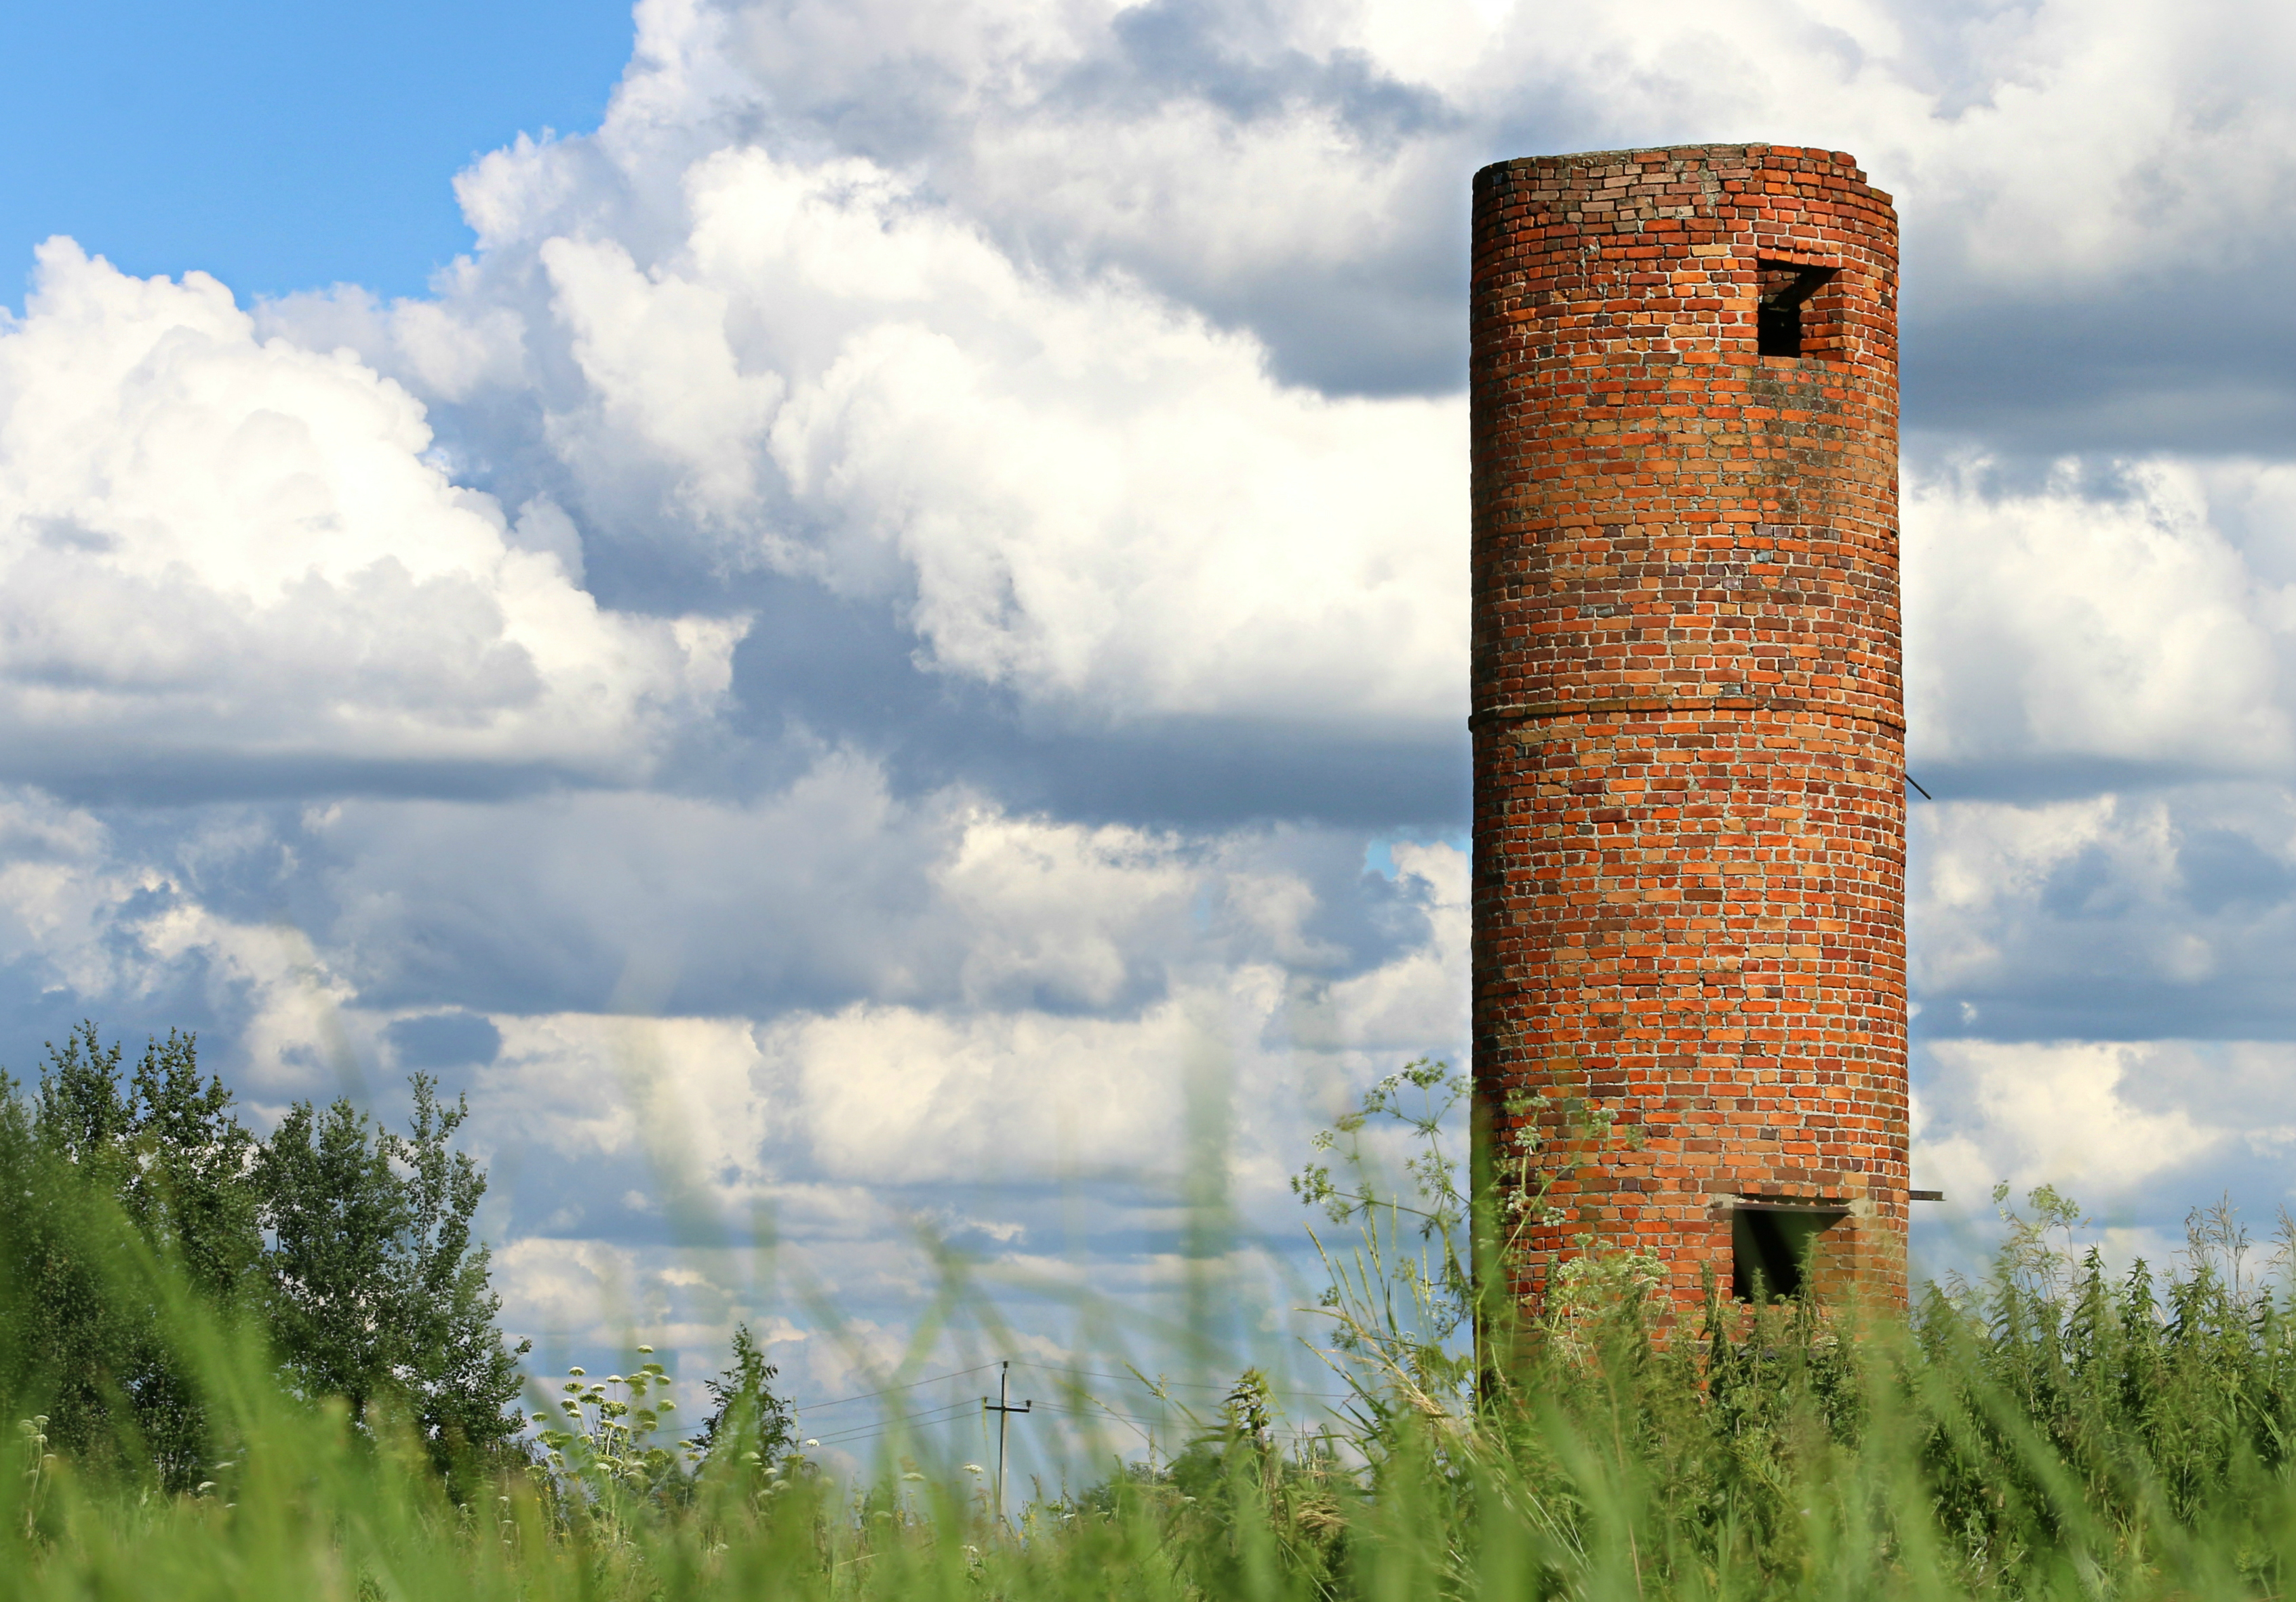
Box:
[8,1054,2296,1600]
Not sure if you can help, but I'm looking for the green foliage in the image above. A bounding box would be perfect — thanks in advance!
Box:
[532,1354,690,1546]
[1275,1062,2296,1601]
[1289,1057,1657,1417]
[0,1025,526,1490]
[0,1024,261,1488]
[1134,1368,1354,1598]
[18,1049,2296,1602]
[688,1323,797,1491]
[256,1073,528,1470]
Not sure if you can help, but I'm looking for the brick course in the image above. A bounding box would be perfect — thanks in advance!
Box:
[1469,144,1907,1311]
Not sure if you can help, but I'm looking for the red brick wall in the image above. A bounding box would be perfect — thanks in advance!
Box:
[1469,144,1907,1312]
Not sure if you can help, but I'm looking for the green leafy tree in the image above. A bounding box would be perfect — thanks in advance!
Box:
[1,1028,529,1489]
[254,1072,528,1470]
[690,1321,795,1485]
[393,1076,530,1463]
[0,1024,262,1487]
[33,1025,263,1281]
[254,1095,411,1420]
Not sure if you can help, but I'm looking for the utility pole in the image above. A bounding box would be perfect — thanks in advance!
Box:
[983,1361,1031,1527]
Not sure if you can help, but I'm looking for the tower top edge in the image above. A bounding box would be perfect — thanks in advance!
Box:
[1475,143,1868,184]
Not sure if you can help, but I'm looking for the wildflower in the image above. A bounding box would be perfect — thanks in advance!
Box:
[964,1462,984,1474]
[568,1367,585,1378]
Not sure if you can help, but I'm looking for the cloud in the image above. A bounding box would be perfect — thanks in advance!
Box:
[298,760,1210,1019]
[256,736,1454,1025]
[389,134,1473,729]
[425,834,1467,1221]
[1905,455,2296,783]
[1909,783,2296,1041]
[0,787,142,1002]
[239,0,2296,766]
[0,240,742,796]
[1914,1040,2219,1207]
[1911,1037,2296,1244]
[384,1010,504,1069]
[0,751,1468,1163]
[513,0,2296,426]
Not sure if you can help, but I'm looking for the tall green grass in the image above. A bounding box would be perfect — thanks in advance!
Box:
[9,1061,2296,1601]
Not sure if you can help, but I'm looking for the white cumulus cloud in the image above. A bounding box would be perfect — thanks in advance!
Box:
[1906,457,2295,774]
[0,240,743,787]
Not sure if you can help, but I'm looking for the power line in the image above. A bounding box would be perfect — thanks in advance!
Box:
[788,1358,1347,1418]
[782,1355,1361,1464]
[1012,1359,1349,1396]
[799,1393,1345,1460]
[808,1399,1337,1458]
[1010,1360,1353,1402]
[791,1362,1002,1414]
[813,1397,1161,1448]
[812,1395,973,1450]
[1028,1399,1334,1441]
[1025,1401,1166,1441]
[822,1389,1335,1445]
[807,1399,981,1449]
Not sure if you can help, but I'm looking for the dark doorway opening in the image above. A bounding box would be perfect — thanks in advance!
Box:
[1756,262,1836,357]
[1731,1202,1848,1300]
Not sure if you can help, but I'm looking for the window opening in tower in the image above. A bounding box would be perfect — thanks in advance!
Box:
[1730,1200,1848,1301]
[1756,262,1836,357]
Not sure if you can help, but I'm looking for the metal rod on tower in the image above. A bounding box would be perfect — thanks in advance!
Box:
[983,1361,1031,1527]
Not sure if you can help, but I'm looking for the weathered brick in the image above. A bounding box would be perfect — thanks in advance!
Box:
[1471,144,1907,1312]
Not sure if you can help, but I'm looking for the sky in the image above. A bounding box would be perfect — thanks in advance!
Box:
[4,0,2296,1474]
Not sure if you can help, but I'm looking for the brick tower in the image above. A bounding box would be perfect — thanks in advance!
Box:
[1469,145,1906,1314]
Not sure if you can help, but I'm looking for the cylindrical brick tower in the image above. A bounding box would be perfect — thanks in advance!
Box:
[1469,145,1906,1314]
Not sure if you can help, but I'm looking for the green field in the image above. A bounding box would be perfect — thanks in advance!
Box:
[8,1044,2296,1601]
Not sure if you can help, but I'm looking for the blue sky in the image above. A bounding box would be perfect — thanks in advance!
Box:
[1,0,632,300]
[3,0,2295,1479]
